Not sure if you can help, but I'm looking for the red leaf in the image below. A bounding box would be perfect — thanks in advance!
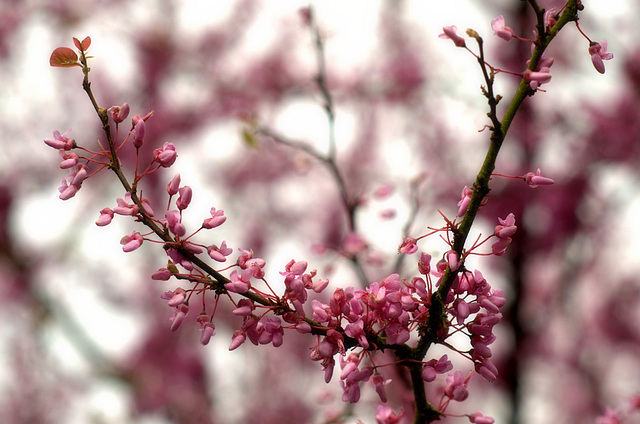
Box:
[72,36,91,52]
[81,36,91,51]
[50,47,79,67]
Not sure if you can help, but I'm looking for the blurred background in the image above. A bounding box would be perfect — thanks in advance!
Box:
[1,0,639,423]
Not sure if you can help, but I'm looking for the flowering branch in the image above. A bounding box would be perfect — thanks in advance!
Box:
[43,1,612,423]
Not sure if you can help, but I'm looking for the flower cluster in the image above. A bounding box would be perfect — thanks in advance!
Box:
[44,4,607,420]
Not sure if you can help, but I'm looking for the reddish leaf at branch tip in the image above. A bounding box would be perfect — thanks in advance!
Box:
[50,47,80,67]
[73,36,91,52]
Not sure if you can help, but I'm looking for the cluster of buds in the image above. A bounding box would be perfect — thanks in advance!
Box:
[44,2,611,420]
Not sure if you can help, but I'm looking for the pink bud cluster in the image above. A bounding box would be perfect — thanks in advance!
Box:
[439,8,614,98]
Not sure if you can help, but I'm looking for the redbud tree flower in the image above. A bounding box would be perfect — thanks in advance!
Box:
[39,2,620,423]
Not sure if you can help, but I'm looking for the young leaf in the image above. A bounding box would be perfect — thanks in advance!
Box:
[73,36,91,52]
[50,47,80,67]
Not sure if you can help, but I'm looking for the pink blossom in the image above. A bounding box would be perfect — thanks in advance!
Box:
[439,25,466,48]
[491,237,511,256]
[166,173,181,195]
[544,8,558,30]
[446,250,459,271]
[95,208,114,226]
[166,248,193,271]
[457,185,473,217]
[203,207,226,229]
[207,241,232,262]
[229,330,246,350]
[524,68,552,87]
[107,103,130,124]
[120,231,143,252]
[58,150,78,169]
[113,192,139,216]
[375,404,405,424]
[371,374,391,402]
[169,304,189,331]
[475,360,499,382]
[495,213,516,238]
[524,168,554,187]
[445,370,472,402]
[165,210,186,237]
[225,269,251,293]
[344,320,369,349]
[151,268,171,280]
[163,288,187,307]
[422,354,453,382]
[398,236,418,254]
[197,314,215,346]
[131,116,145,147]
[469,411,495,424]
[153,142,177,167]
[58,178,78,200]
[140,196,155,217]
[176,186,192,210]
[491,15,513,41]
[418,252,431,275]
[232,299,255,316]
[589,41,614,74]
[44,129,75,150]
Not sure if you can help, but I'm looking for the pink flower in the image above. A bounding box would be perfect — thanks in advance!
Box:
[371,374,391,402]
[163,288,187,307]
[166,173,181,195]
[107,103,130,124]
[165,210,186,237]
[469,411,495,424]
[494,213,516,239]
[203,207,226,229]
[491,237,511,256]
[58,150,78,169]
[58,178,78,200]
[44,129,75,150]
[229,330,246,350]
[95,208,114,226]
[445,370,472,402]
[207,241,232,262]
[131,116,145,148]
[232,299,255,316]
[176,186,192,210]
[439,25,466,48]
[544,8,558,31]
[446,250,459,271]
[113,192,139,216]
[375,404,405,424]
[457,185,473,217]
[422,354,454,382]
[153,142,177,167]
[589,41,614,74]
[491,15,513,41]
[523,168,554,187]
[169,304,189,331]
[398,237,418,255]
[151,268,171,280]
[225,269,252,293]
[418,252,431,275]
[197,314,215,346]
[120,231,143,252]
[524,68,552,89]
